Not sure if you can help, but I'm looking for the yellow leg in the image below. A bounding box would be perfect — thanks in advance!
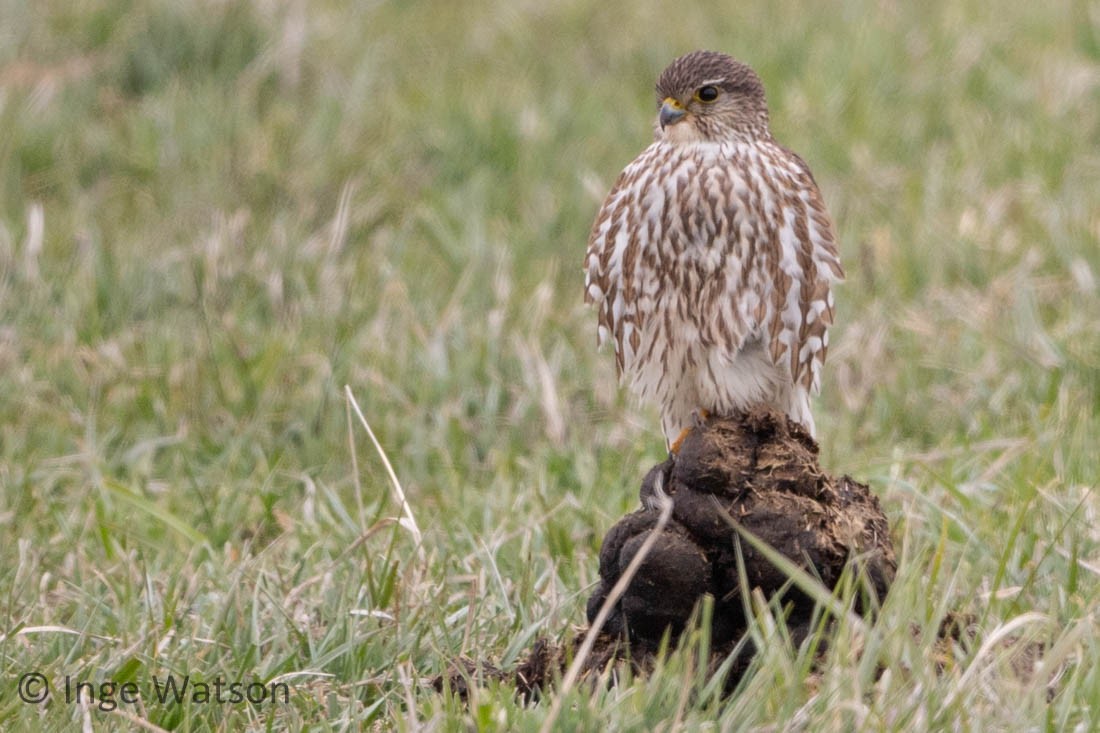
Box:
[669,409,710,454]
[669,426,692,454]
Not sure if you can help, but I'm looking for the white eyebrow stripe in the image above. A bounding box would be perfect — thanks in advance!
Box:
[699,78,726,86]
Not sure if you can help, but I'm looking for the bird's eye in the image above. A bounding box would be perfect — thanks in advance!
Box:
[695,85,720,103]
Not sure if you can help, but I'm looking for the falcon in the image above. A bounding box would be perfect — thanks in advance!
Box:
[584,51,844,448]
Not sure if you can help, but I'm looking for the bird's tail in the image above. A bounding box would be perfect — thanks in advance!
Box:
[784,386,816,437]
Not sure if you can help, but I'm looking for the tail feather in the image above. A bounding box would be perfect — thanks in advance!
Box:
[783,386,816,437]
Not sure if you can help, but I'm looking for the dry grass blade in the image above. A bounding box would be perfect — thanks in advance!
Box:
[538,483,674,733]
[942,611,1050,708]
[344,384,423,547]
[0,625,119,643]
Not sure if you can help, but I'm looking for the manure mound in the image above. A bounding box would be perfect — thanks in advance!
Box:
[587,407,895,649]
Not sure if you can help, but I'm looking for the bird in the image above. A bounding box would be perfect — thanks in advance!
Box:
[584,51,844,449]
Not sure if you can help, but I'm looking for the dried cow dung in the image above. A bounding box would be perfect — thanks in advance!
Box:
[586,408,896,650]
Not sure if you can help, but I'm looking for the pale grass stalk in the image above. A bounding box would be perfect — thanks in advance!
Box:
[538,484,674,733]
[398,663,420,729]
[942,611,1050,709]
[480,541,515,622]
[22,202,43,280]
[1030,613,1091,694]
[345,393,367,526]
[269,670,337,685]
[344,385,422,546]
[0,625,118,643]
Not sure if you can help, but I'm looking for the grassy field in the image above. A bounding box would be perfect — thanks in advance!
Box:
[2,0,1098,729]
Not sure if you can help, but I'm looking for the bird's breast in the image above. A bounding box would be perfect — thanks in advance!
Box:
[638,143,756,274]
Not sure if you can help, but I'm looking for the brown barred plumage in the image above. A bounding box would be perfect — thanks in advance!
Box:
[584,51,844,443]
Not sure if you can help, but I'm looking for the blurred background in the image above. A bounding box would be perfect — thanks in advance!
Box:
[1,0,1097,727]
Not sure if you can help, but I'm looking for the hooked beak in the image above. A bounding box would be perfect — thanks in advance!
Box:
[659,97,687,129]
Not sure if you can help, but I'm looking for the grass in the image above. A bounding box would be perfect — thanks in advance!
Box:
[1,0,1098,729]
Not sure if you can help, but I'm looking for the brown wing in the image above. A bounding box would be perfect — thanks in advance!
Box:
[753,144,844,392]
[583,143,667,375]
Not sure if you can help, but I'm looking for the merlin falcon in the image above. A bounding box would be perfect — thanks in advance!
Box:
[584,51,844,447]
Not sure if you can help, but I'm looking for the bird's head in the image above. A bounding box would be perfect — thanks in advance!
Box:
[654,51,770,144]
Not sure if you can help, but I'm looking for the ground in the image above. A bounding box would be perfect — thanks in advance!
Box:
[1,0,1098,730]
